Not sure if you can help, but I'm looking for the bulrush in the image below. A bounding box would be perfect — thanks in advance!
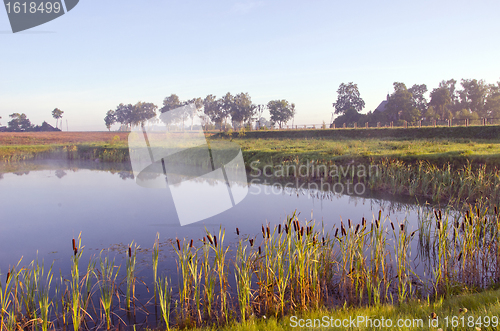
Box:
[72,238,76,251]
[214,235,218,248]
[400,224,404,232]
[262,225,266,238]
[285,224,289,234]
[236,228,240,236]
[207,234,214,245]
[390,222,395,231]
[348,219,352,229]
[128,246,131,258]
[355,224,360,234]
[278,224,281,234]
[266,226,270,239]
[176,238,181,251]
[334,228,339,238]
[190,239,194,248]
[249,239,254,247]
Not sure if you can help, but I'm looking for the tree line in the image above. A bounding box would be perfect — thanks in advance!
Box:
[104,93,296,131]
[0,109,64,132]
[332,79,500,126]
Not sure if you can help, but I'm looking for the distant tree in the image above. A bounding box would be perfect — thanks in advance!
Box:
[423,106,439,121]
[386,82,421,123]
[332,82,365,115]
[203,94,224,131]
[439,79,459,111]
[231,92,255,129]
[131,102,158,126]
[104,110,116,131]
[186,97,204,129]
[8,113,32,131]
[486,82,500,118]
[408,84,428,114]
[458,79,488,117]
[160,94,182,113]
[115,103,134,129]
[52,108,64,129]
[429,87,452,120]
[268,99,295,129]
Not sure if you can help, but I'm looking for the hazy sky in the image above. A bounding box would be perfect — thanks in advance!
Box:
[1,0,499,131]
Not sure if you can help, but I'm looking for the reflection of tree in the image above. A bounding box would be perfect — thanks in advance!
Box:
[55,169,67,179]
[119,171,134,180]
[14,171,30,176]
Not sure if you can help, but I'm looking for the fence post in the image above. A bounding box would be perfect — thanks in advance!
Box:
[354,122,357,129]
[483,118,487,126]
[418,120,421,128]
[343,123,346,129]
[377,122,380,128]
[403,120,407,128]
[390,121,393,128]
[433,120,436,127]
[332,123,336,129]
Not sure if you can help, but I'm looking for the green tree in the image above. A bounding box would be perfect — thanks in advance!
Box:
[115,103,134,129]
[52,108,64,129]
[8,113,32,131]
[485,82,500,118]
[429,87,452,120]
[231,92,255,129]
[386,82,421,123]
[104,110,116,131]
[267,99,295,128]
[131,102,158,126]
[160,94,181,113]
[408,84,428,114]
[458,79,488,117]
[332,82,365,115]
[203,94,225,131]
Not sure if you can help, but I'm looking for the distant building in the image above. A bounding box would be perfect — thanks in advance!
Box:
[375,94,390,113]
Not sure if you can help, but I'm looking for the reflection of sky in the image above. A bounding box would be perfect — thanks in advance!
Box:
[1,167,431,279]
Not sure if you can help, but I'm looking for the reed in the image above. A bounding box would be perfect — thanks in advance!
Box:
[157,275,171,331]
[70,233,84,331]
[98,253,120,330]
[234,241,254,322]
[125,242,138,312]
[152,233,160,307]
[35,259,54,331]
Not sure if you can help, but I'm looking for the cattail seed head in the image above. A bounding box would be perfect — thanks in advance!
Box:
[258,246,261,255]
[278,224,281,234]
[434,210,438,220]
[400,224,404,232]
[322,237,325,246]
[378,210,382,221]
[285,224,289,234]
[300,226,304,238]
[390,222,395,231]
[74,247,78,256]
[334,228,338,238]
[128,246,132,258]
[249,239,254,247]
[348,219,352,229]
[207,235,213,245]
[6,272,10,283]
[176,238,181,251]
[266,226,270,238]
[262,225,266,238]
[190,239,194,248]
[214,235,218,248]
[375,220,380,229]
[355,224,360,234]
[437,221,441,230]
[236,228,239,236]
[72,238,76,251]
[439,210,442,220]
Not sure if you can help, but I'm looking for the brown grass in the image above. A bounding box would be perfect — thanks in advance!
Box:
[0,132,130,145]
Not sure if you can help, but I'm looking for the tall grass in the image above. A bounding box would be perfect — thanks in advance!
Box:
[2,204,500,329]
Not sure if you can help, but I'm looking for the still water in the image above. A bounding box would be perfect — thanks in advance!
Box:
[0,160,428,278]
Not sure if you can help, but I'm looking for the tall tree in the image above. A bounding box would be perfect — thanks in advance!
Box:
[160,94,182,113]
[332,82,365,115]
[8,113,32,131]
[231,92,255,129]
[386,82,421,123]
[268,99,295,128]
[115,103,134,129]
[429,87,452,120]
[104,110,116,131]
[408,84,428,114]
[52,108,64,129]
[458,79,488,117]
[131,102,158,126]
[203,94,225,131]
[485,81,500,118]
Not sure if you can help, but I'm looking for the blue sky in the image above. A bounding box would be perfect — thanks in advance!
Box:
[1,0,499,130]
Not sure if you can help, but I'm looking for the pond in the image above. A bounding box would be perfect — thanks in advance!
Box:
[1,159,460,328]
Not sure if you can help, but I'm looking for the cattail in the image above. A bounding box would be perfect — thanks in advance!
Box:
[375,220,380,229]
[249,239,254,247]
[334,228,339,238]
[266,226,270,238]
[262,225,266,238]
[390,222,395,231]
[190,239,194,248]
[203,237,206,243]
[476,206,480,216]
[410,230,417,237]
[6,272,10,283]
[285,224,289,234]
[437,221,441,230]
[458,252,462,261]
[439,210,442,220]
[348,219,352,229]
[278,224,281,234]
[495,206,498,215]
[313,236,317,245]
[128,246,132,258]
[300,226,304,238]
[341,226,346,237]
[214,235,218,248]
[355,224,360,234]
[74,247,78,256]
[434,210,439,220]
[378,210,382,221]
[207,235,213,245]
[258,246,261,255]
[370,222,373,231]
[400,224,404,232]
[362,217,366,227]
[72,238,76,251]
[322,237,325,246]
[176,238,181,251]
[236,228,240,236]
